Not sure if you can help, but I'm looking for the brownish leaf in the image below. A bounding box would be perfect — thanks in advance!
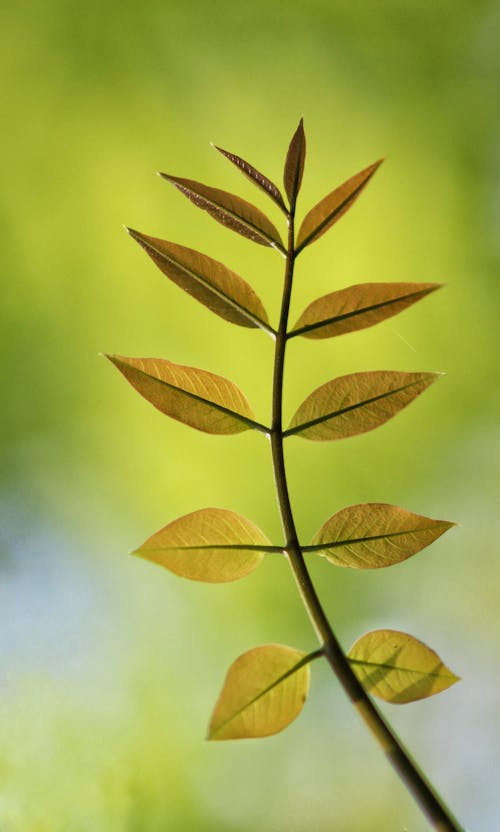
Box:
[290,282,441,340]
[159,173,284,251]
[307,503,455,568]
[214,145,287,212]
[283,118,306,209]
[106,354,268,435]
[296,160,383,253]
[286,370,440,441]
[126,228,272,333]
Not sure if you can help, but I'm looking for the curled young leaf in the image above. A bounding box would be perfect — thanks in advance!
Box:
[135,508,277,583]
[208,644,311,740]
[296,159,382,253]
[283,118,306,209]
[348,630,460,704]
[106,354,268,435]
[285,370,440,441]
[126,228,272,333]
[214,145,287,212]
[159,173,284,251]
[290,282,441,340]
[307,503,455,568]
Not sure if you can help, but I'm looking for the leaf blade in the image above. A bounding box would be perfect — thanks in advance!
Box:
[290,282,441,340]
[106,354,267,435]
[296,159,382,252]
[208,644,311,740]
[286,370,440,441]
[308,503,455,568]
[214,145,287,212]
[135,508,274,582]
[159,173,284,250]
[348,630,460,704]
[283,118,306,209]
[126,228,272,333]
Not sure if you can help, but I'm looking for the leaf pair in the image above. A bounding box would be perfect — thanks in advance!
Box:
[208,633,459,740]
[134,502,453,583]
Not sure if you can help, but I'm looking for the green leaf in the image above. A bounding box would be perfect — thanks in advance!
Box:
[105,354,268,435]
[214,145,287,212]
[348,630,460,704]
[134,508,278,583]
[208,644,311,740]
[296,159,382,253]
[126,228,273,333]
[283,118,306,209]
[307,503,455,568]
[285,370,440,441]
[159,173,284,251]
[290,282,441,340]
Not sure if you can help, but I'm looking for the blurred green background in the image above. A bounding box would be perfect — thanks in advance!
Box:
[1,1,499,829]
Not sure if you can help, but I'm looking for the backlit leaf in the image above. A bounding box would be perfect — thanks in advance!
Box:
[307,503,455,568]
[348,630,460,704]
[134,508,277,583]
[214,145,286,212]
[126,228,272,333]
[159,173,284,250]
[284,118,306,208]
[296,160,382,253]
[290,282,441,340]
[285,370,439,441]
[106,354,267,435]
[208,644,311,740]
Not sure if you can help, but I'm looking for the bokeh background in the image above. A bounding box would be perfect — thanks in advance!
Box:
[1,1,499,829]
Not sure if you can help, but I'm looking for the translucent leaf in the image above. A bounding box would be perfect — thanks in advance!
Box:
[283,118,306,208]
[286,370,439,441]
[126,228,272,333]
[290,282,441,340]
[106,354,267,435]
[134,508,277,583]
[307,503,455,568]
[214,145,286,212]
[348,630,460,704]
[296,160,382,253]
[159,173,284,250]
[208,644,311,740]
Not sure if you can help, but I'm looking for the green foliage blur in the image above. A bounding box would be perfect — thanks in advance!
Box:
[1,1,499,829]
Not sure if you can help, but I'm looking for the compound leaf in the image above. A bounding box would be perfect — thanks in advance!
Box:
[208,644,311,740]
[126,228,272,333]
[286,370,439,441]
[284,118,306,208]
[290,282,441,340]
[307,503,455,568]
[106,354,267,435]
[348,630,460,704]
[134,507,277,583]
[296,159,382,253]
[159,173,284,250]
[214,145,286,212]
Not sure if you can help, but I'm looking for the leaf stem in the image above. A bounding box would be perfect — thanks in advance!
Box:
[269,210,464,832]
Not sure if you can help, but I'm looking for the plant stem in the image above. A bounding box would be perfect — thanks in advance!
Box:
[269,211,465,832]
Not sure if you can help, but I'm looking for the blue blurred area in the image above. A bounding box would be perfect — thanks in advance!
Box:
[1,1,499,829]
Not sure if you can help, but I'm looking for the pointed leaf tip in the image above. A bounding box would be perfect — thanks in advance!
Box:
[284,119,306,209]
[159,173,284,250]
[208,644,311,740]
[214,145,286,212]
[348,629,460,703]
[135,508,272,583]
[126,229,271,332]
[106,354,263,435]
[309,503,455,569]
[296,158,382,252]
[287,370,440,441]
